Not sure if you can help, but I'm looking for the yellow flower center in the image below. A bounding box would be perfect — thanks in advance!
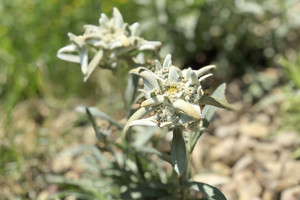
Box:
[168,87,177,94]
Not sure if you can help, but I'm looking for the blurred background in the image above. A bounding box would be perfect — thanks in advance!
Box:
[1,0,300,199]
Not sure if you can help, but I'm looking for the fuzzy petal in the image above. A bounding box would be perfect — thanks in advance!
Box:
[84,25,99,34]
[80,48,88,74]
[139,41,161,50]
[112,7,124,29]
[129,22,140,36]
[168,66,179,83]
[57,44,80,63]
[128,117,158,127]
[84,50,103,82]
[141,95,164,107]
[68,33,85,48]
[160,122,173,128]
[94,41,109,48]
[196,86,203,99]
[173,99,201,120]
[155,60,162,71]
[123,107,156,135]
[130,68,160,92]
[178,113,195,124]
[198,73,213,82]
[185,68,200,87]
[99,13,109,26]
[163,54,172,68]
[110,40,123,49]
[195,65,216,77]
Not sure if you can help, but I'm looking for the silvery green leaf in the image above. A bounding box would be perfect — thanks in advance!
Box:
[198,73,213,82]
[99,13,109,26]
[186,68,199,86]
[141,95,164,107]
[85,107,106,140]
[190,121,205,152]
[125,73,139,117]
[110,40,123,49]
[128,117,158,127]
[189,181,227,200]
[163,54,172,68]
[83,24,99,33]
[162,96,173,107]
[68,32,85,48]
[94,41,108,48]
[80,48,88,74]
[159,121,172,127]
[195,65,216,77]
[168,66,179,82]
[134,146,171,164]
[201,83,226,125]
[138,41,162,50]
[112,7,124,29]
[75,106,124,129]
[135,52,145,64]
[178,113,195,124]
[196,85,203,98]
[133,126,158,146]
[173,99,201,120]
[171,127,186,175]
[84,50,103,82]
[199,94,234,111]
[155,60,162,71]
[123,106,156,136]
[130,68,160,91]
[91,146,111,167]
[129,22,140,36]
[57,44,80,63]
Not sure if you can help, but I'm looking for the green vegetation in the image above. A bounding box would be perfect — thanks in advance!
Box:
[1,0,300,199]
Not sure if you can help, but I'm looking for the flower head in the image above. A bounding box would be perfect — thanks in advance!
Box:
[57,7,161,81]
[124,54,216,131]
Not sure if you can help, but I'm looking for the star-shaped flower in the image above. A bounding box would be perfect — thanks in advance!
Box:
[57,7,161,81]
[124,54,216,132]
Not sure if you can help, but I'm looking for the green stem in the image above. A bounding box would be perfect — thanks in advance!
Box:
[180,141,191,200]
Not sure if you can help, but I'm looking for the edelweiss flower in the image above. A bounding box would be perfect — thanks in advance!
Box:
[124,54,216,132]
[57,7,161,81]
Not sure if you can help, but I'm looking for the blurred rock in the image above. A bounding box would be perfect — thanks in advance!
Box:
[280,186,300,200]
[234,170,262,200]
[193,173,230,186]
[215,122,239,138]
[239,120,269,138]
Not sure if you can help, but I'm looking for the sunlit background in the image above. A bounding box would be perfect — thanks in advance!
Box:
[1,0,300,199]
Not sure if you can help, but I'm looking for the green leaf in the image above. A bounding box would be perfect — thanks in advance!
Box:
[201,84,234,128]
[85,107,106,141]
[76,106,124,130]
[122,106,157,137]
[170,127,186,175]
[121,185,169,199]
[124,73,139,117]
[190,121,206,153]
[134,146,171,164]
[199,95,234,111]
[189,181,227,200]
[133,126,158,147]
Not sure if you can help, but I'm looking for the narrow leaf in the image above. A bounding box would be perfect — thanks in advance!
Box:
[134,146,171,164]
[76,106,124,129]
[124,73,139,117]
[189,181,227,200]
[201,84,230,126]
[85,107,106,141]
[170,127,186,175]
[122,106,156,137]
[199,95,234,110]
